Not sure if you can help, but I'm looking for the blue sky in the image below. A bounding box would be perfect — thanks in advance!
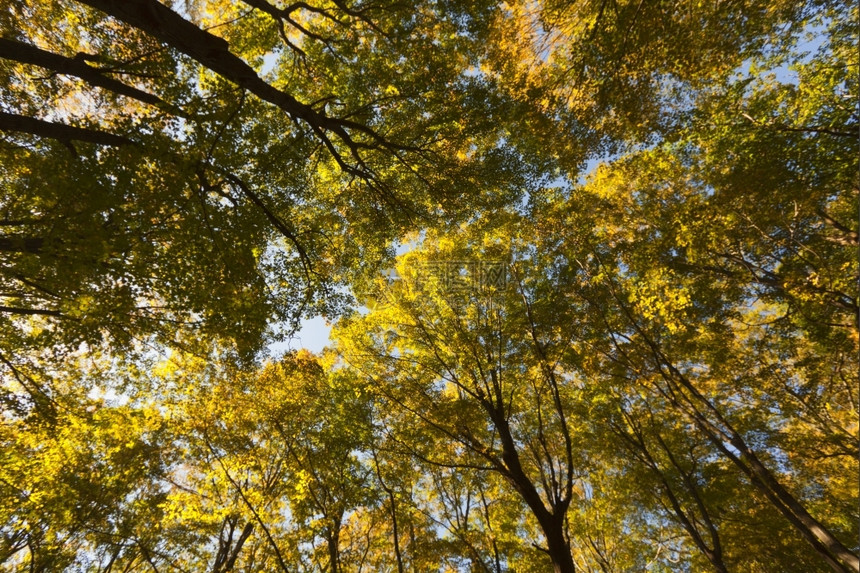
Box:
[284,315,331,353]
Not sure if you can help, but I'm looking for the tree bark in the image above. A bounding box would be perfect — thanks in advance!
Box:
[542,513,577,573]
[327,521,341,573]
[0,306,62,317]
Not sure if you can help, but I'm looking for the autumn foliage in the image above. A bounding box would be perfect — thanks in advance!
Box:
[0,1,856,572]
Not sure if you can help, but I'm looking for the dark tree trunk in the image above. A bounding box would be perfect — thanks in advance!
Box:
[541,514,576,573]
[327,522,341,573]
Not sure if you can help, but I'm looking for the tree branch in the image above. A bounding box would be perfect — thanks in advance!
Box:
[0,37,187,117]
[0,112,135,146]
[74,0,412,174]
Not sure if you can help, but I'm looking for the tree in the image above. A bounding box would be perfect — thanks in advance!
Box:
[334,218,605,573]
[511,4,860,566]
[1,0,855,571]
[0,0,527,409]
[157,348,386,572]
[333,122,858,568]
[480,0,830,170]
[520,58,858,566]
[0,359,176,572]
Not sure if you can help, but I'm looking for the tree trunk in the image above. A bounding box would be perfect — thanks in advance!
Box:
[489,409,575,572]
[327,521,341,573]
[541,514,576,573]
[74,0,385,151]
[673,378,859,573]
[0,237,44,254]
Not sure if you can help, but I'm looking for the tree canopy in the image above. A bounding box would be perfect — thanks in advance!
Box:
[0,0,857,572]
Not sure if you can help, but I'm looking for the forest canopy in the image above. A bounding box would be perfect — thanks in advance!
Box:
[0,0,857,572]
